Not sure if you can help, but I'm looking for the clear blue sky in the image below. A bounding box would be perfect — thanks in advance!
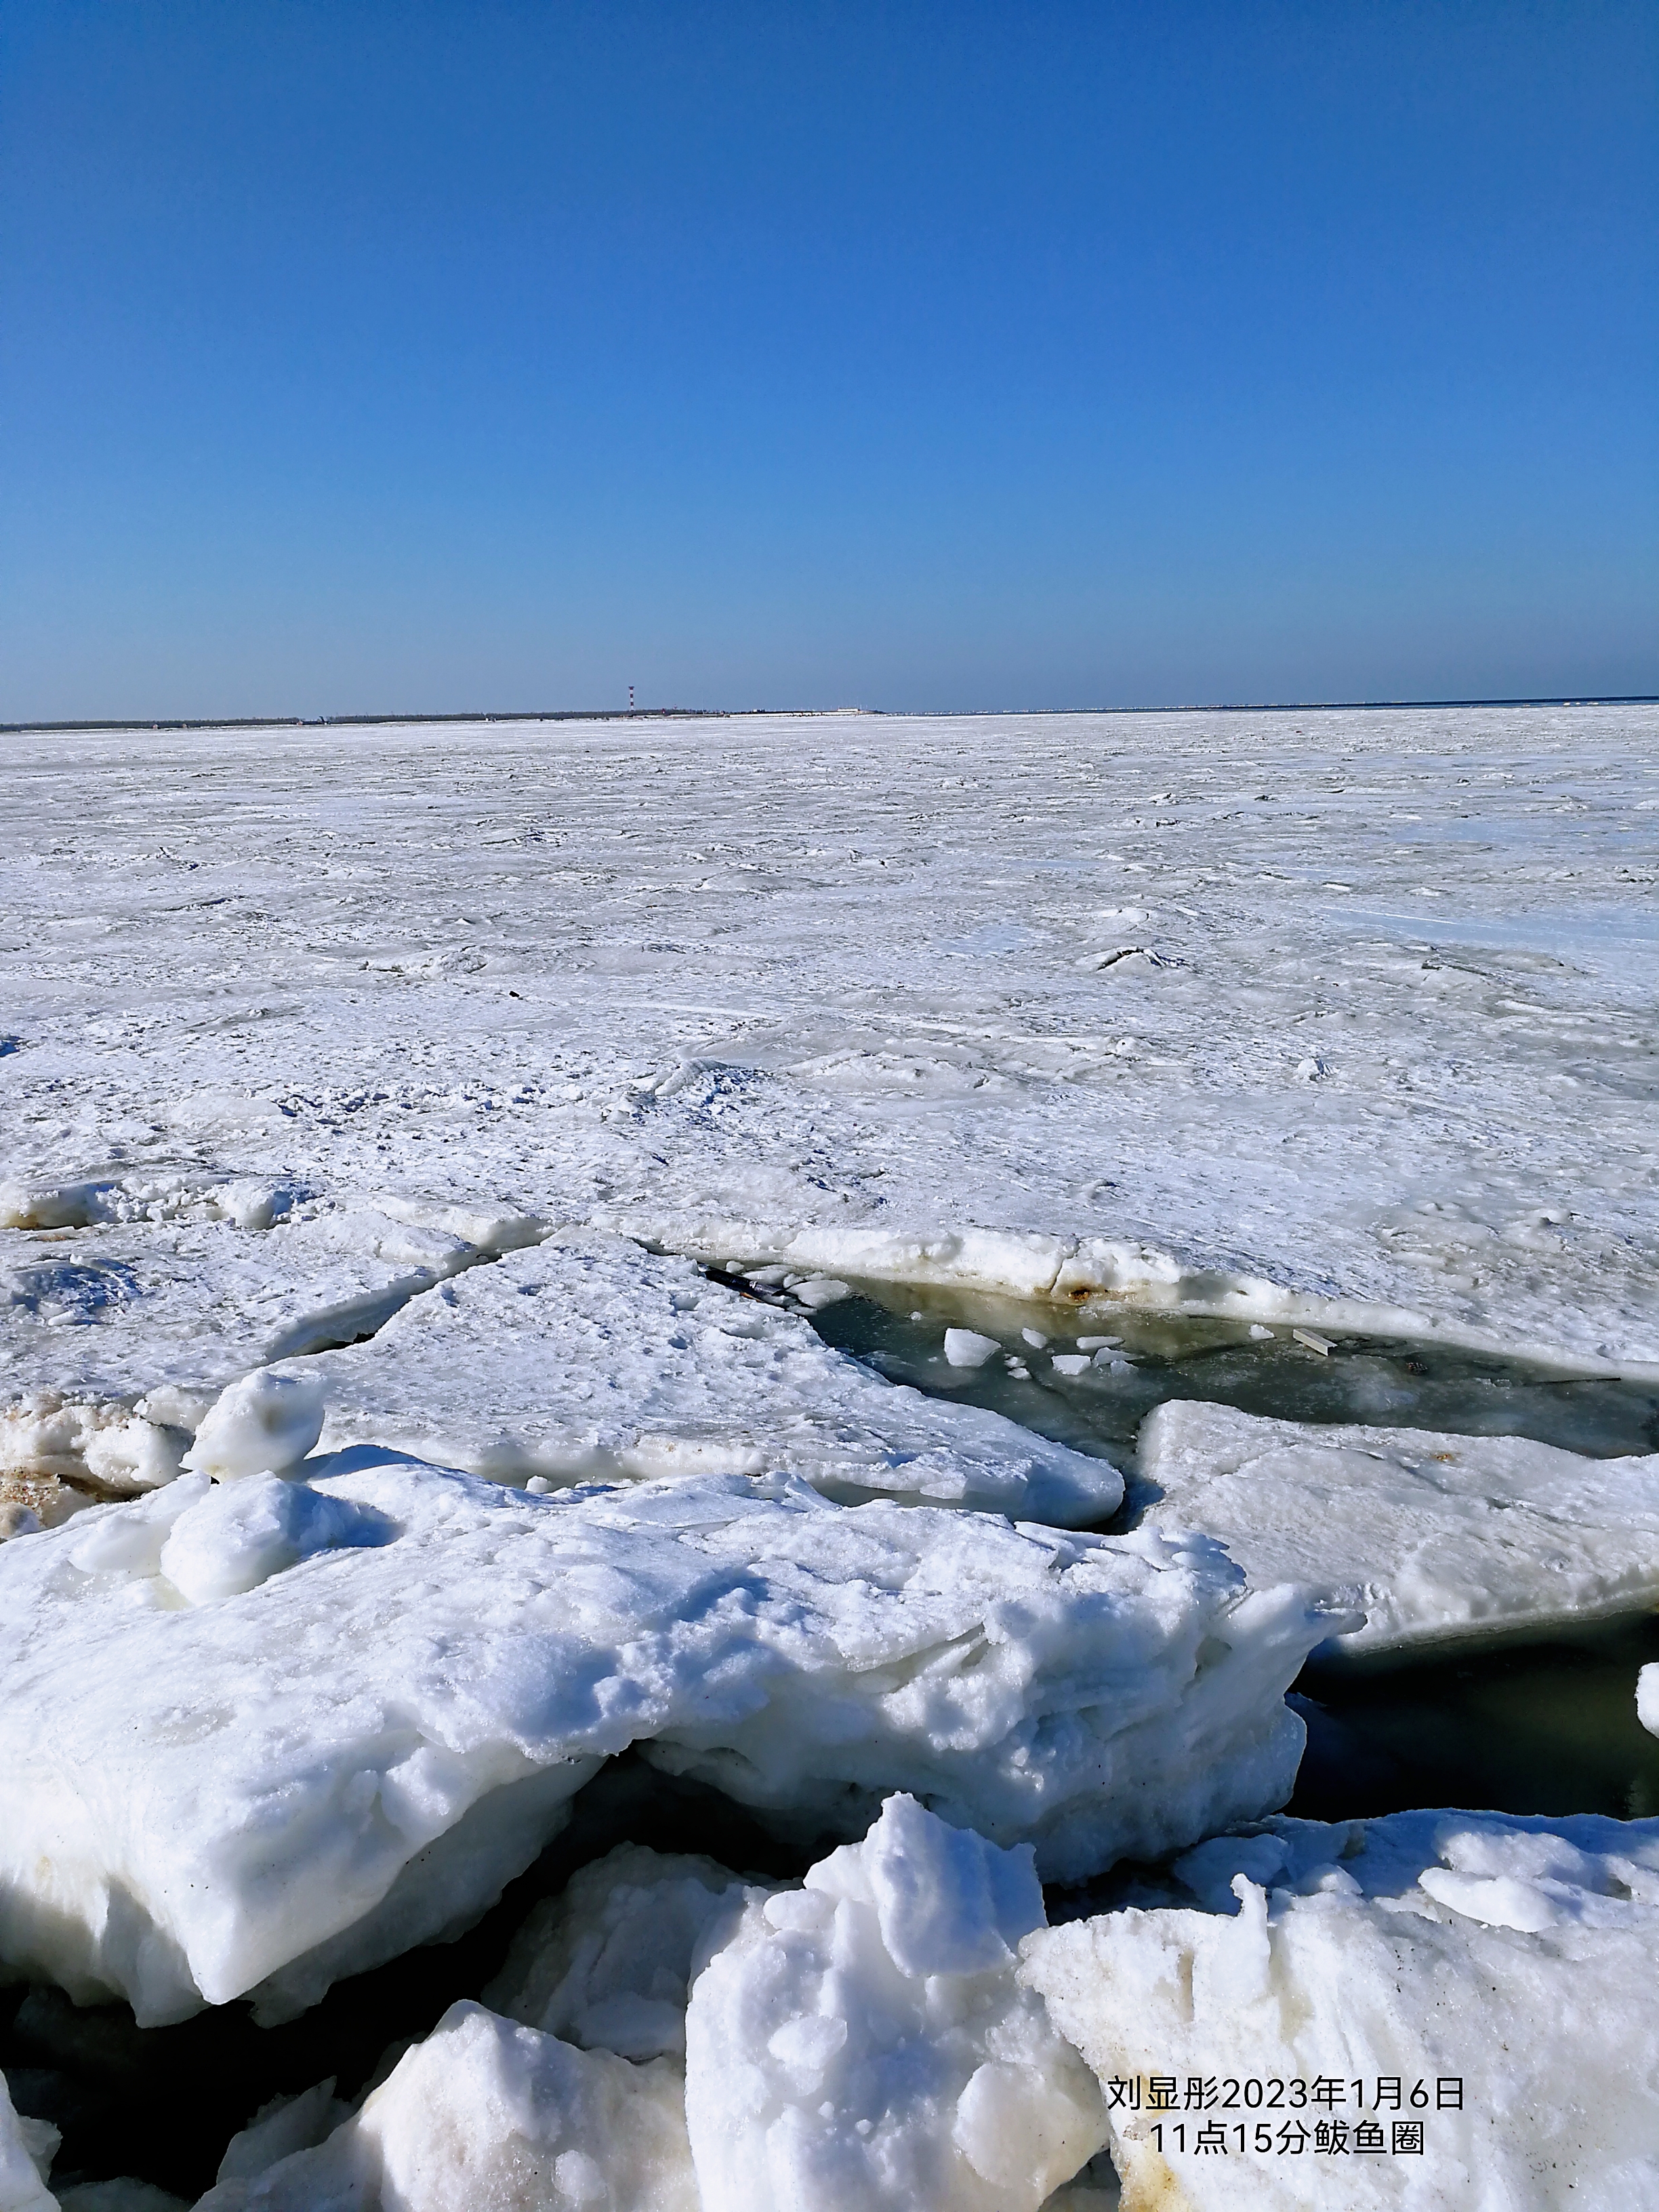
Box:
[3,1,1654,716]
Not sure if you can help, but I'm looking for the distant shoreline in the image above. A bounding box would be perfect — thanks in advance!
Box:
[5,694,1657,735]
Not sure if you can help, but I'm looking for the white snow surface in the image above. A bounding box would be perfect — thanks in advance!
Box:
[684,1794,1108,2212]
[206,1815,1113,2212]
[0,1187,538,1498]
[1139,1399,1659,1653]
[1639,1664,1659,1739]
[193,2000,697,2212]
[0,708,1654,1374]
[0,1456,1331,2024]
[1021,1807,1659,2210]
[182,1372,326,1483]
[274,1231,1122,1521]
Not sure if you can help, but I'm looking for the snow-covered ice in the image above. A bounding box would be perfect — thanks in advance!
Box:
[1639,1664,1659,1739]
[181,1372,326,1483]
[484,1843,771,2061]
[0,1185,539,1506]
[203,1801,1107,2212]
[1,708,1654,1372]
[3,707,1656,2200]
[212,2081,354,2190]
[193,2001,697,2212]
[0,2072,56,2212]
[684,1793,1108,2212]
[1139,1399,1659,1653]
[0,1457,1332,2024]
[274,1231,1122,1521]
[1021,1807,1659,2209]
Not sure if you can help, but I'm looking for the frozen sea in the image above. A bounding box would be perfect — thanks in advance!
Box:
[5,705,1657,1367]
[3,704,1658,2211]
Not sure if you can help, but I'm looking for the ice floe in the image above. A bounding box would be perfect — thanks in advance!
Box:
[0,1191,537,1499]
[0,1458,1331,2025]
[0,2072,56,2212]
[684,1793,1107,2211]
[194,2001,697,2211]
[1021,1806,1659,2208]
[194,1799,1108,2212]
[483,1843,771,2061]
[1139,1399,1659,1653]
[4,711,1656,2205]
[270,1231,1125,1523]
[4,710,1657,1373]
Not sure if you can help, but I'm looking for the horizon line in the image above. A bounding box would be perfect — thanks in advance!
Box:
[5,693,1657,735]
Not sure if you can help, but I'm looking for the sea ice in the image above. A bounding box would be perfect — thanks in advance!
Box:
[155,1471,392,1605]
[0,1458,1331,2024]
[684,1795,1108,2212]
[0,2072,56,2212]
[1021,1807,1659,2209]
[269,1231,1124,1524]
[181,1372,325,1483]
[1639,1664,1659,1739]
[4,709,1656,1384]
[214,2081,354,2187]
[943,1327,1001,1368]
[1138,1399,1659,1652]
[0,1191,535,1498]
[483,1843,771,2060]
[193,2001,697,2212]
[56,2186,188,2211]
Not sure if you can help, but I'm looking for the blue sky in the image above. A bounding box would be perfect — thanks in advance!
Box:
[3,1,1655,716]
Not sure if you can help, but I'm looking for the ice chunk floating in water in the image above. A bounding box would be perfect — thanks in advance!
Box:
[802,1277,1659,1471]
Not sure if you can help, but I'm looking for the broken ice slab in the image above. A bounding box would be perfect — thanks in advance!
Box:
[1021,1806,1659,2210]
[0,1459,1334,2025]
[272,1231,1124,1525]
[199,1799,1109,2212]
[192,2001,697,2212]
[0,2070,56,2212]
[684,1794,1108,2212]
[1139,1399,1659,1655]
[0,1194,537,1498]
[483,1843,772,2061]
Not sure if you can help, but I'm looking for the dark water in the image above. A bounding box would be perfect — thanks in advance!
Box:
[756,1271,1659,1473]
[1289,1617,1659,1824]
[718,1267,1659,1826]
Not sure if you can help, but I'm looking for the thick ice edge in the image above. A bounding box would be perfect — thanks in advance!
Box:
[273,1229,1122,1523]
[1139,1399,1659,1654]
[188,1799,1111,2212]
[1021,1806,1659,2209]
[0,1459,1332,2024]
